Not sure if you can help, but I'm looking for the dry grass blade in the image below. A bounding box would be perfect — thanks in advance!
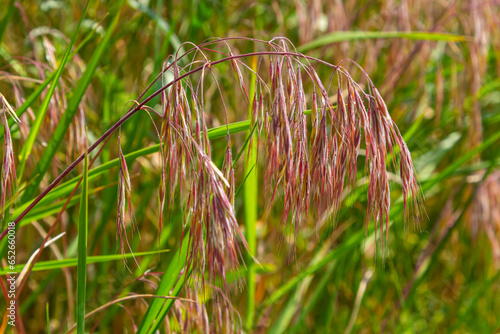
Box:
[1,94,18,220]
[66,294,193,333]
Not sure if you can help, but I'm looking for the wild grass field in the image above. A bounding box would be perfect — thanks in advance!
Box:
[0,1,499,333]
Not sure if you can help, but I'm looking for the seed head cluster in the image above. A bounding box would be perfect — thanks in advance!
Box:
[114,38,423,329]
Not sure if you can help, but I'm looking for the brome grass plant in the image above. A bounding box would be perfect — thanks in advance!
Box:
[3,33,423,332]
[1,1,499,333]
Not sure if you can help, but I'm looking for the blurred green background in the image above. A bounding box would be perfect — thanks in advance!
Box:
[0,0,499,333]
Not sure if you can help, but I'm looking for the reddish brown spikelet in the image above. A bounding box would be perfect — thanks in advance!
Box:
[157,60,248,299]
[230,56,249,102]
[264,49,313,240]
[116,143,137,258]
[188,144,247,294]
[168,279,241,333]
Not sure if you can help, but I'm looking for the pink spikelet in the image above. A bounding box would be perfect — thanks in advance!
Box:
[157,60,248,298]
[116,135,138,261]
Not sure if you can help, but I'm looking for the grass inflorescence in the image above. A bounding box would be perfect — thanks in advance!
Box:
[1,1,499,333]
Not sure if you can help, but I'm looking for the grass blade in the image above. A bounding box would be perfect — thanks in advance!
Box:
[299,31,469,52]
[21,0,125,202]
[76,149,89,333]
[244,56,259,330]
[0,249,169,274]
[233,122,257,167]
[269,243,332,334]
[0,0,15,44]
[136,233,190,334]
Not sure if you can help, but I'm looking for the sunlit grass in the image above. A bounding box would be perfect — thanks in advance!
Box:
[0,1,499,333]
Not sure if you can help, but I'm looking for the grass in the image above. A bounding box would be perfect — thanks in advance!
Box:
[1,1,499,333]
[76,149,89,333]
[244,55,259,330]
[17,1,89,182]
[136,232,190,334]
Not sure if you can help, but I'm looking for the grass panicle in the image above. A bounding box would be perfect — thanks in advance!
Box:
[133,37,424,328]
[2,1,499,332]
[1,37,424,332]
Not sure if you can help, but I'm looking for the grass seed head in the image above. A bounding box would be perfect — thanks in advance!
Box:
[148,38,423,325]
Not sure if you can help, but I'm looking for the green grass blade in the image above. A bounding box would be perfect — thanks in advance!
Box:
[76,150,89,334]
[421,130,500,192]
[235,163,256,197]
[0,0,15,44]
[233,122,257,168]
[208,120,251,139]
[270,286,306,334]
[259,231,363,311]
[0,250,169,274]
[17,1,90,180]
[137,233,190,334]
[209,109,313,140]
[270,243,332,334]
[299,31,469,52]
[21,0,125,202]
[291,262,337,333]
[244,56,259,330]
[128,0,185,56]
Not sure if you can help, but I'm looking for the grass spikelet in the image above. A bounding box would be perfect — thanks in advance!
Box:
[190,141,247,294]
[1,94,18,219]
[116,128,138,263]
